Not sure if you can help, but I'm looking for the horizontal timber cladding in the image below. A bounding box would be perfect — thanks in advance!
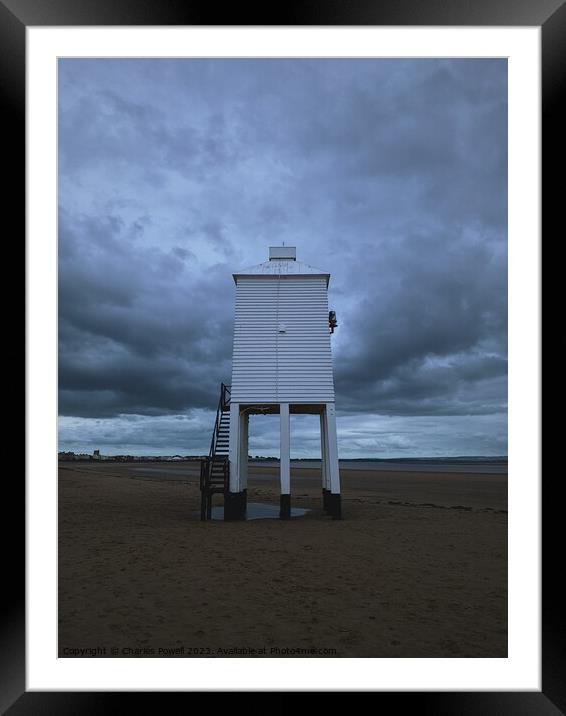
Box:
[231,275,336,403]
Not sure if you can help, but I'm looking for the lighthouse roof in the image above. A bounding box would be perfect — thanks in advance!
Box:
[233,247,330,285]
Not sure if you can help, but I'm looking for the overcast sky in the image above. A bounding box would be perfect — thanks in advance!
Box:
[58,58,507,458]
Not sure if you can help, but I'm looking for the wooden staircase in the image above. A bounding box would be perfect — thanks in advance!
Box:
[200,383,231,520]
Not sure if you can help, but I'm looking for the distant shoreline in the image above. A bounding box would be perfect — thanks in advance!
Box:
[59,454,508,464]
[262,456,509,464]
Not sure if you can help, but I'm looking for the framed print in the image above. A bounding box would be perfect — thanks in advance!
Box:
[13,0,557,711]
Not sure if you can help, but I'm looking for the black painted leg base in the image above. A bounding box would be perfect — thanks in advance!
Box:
[280,494,291,520]
[224,490,247,521]
[322,488,330,513]
[327,493,342,520]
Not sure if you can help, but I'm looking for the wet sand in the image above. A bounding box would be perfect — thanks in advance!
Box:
[58,462,507,658]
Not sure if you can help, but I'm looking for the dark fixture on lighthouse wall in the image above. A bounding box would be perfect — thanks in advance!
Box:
[329,310,338,333]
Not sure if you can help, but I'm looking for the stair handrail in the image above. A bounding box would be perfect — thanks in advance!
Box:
[208,383,231,460]
[208,391,223,460]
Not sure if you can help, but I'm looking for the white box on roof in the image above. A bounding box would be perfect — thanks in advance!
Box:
[269,246,296,260]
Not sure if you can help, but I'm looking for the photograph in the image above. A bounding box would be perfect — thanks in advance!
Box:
[13,4,555,709]
[57,57,509,660]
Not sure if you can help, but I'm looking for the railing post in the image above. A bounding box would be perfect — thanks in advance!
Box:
[200,489,207,521]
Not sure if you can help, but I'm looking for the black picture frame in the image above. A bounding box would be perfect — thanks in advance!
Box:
[12,0,557,712]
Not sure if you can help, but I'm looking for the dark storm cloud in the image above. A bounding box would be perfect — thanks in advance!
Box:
[333,227,507,415]
[58,58,507,455]
[58,209,233,417]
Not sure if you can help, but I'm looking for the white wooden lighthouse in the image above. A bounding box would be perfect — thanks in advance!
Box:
[216,245,341,520]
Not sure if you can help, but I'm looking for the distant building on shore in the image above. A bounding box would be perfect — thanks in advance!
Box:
[58,452,92,461]
[58,452,206,462]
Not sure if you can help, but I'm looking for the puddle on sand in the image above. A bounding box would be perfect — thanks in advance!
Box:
[211,502,310,520]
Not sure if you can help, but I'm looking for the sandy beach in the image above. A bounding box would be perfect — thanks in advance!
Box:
[58,461,507,658]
